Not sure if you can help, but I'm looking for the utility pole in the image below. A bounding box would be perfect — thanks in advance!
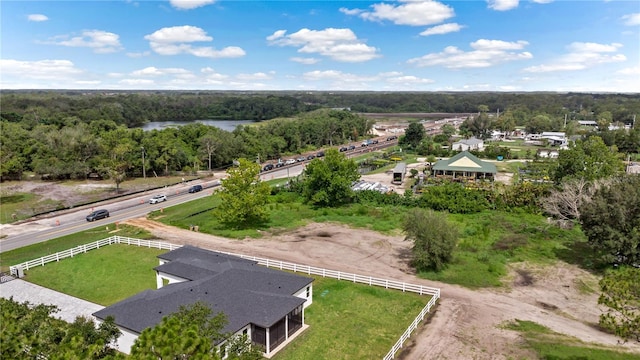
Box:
[141,146,146,179]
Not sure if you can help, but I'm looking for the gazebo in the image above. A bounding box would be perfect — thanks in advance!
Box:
[431,151,497,182]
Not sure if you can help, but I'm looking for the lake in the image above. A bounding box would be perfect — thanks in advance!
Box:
[139,119,255,132]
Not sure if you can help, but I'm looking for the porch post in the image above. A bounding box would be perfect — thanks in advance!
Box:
[266,327,270,354]
[156,271,163,289]
[285,314,289,340]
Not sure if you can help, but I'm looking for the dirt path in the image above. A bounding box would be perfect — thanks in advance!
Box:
[124,218,640,359]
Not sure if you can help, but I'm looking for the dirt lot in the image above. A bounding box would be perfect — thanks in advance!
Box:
[3,178,640,359]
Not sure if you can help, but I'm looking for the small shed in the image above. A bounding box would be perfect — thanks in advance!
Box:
[392,162,407,185]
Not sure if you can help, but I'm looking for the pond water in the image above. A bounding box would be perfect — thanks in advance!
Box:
[139,119,255,132]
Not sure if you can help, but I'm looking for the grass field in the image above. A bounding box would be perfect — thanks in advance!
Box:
[19,243,429,359]
[24,244,164,305]
[151,192,597,289]
[502,320,640,360]
[0,224,153,272]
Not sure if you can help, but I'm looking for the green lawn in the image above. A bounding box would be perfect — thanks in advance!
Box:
[274,277,427,360]
[19,243,430,359]
[151,192,405,239]
[502,320,640,360]
[24,244,164,306]
[0,224,153,272]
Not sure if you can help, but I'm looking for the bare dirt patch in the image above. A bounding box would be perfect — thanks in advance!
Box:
[123,218,640,359]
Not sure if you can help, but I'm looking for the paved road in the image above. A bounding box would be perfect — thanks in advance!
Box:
[0,180,221,253]
[0,139,398,253]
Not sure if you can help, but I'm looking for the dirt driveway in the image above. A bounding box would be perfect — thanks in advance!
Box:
[123,218,640,359]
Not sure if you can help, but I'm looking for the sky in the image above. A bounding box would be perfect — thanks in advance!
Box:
[1,0,639,92]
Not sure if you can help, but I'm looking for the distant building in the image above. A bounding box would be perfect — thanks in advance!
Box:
[451,137,484,152]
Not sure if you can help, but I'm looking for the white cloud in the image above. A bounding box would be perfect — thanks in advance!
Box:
[621,13,640,26]
[28,14,48,22]
[385,75,434,84]
[130,67,192,77]
[145,25,212,44]
[290,57,320,64]
[532,0,553,3]
[343,0,454,26]
[236,72,273,80]
[144,26,245,58]
[420,23,464,36]
[48,30,123,53]
[338,7,362,16]
[617,66,640,75]
[524,42,626,73]
[267,28,380,62]
[487,0,519,11]
[407,39,532,68]
[0,59,83,80]
[126,51,151,58]
[169,0,216,10]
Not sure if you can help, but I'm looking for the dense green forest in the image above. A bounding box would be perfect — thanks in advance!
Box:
[1,91,639,181]
[2,91,639,128]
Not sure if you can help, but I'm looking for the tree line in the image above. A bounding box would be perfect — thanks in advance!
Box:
[0,109,371,182]
[2,91,639,129]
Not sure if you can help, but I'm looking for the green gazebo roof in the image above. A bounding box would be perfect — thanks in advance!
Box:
[432,151,497,174]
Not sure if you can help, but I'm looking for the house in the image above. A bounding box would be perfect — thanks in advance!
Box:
[451,137,484,151]
[540,132,567,147]
[431,151,497,181]
[93,246,313,357]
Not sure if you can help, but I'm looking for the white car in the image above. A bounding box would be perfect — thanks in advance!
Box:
[149,194,167,204]
[285,159,296,165]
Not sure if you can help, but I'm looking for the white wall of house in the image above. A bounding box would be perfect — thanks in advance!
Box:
[94,318,138,355]
[293,284,313,308]
[156,271,189,289]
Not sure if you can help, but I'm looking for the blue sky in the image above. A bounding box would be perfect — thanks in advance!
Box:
[1,0,639,92]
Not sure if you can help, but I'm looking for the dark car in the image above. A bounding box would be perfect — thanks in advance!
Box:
[275,162,285,168]
[263,163,274,171]
[306,154,316,160]
[372,139,379,144]
[86,209,109,222]
[316,151,325,157]
[188,184,203,193]
[387,135,398,141]
[339,146,348,152]
[348,145,356,150]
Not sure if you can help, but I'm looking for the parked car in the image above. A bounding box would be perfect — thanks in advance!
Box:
[316,151,325,157]
[387,135,398,141]
[275,162,285,168]
[306,154,316,160]
[86,209,109,222]
[262,163,274,171]
[149,194,167,204]
[285,158,296,165]
[348,145,356,150]
[372,139,379,144]
[339,146,348,152]
[296,156,306,162]
[188,184,203,193]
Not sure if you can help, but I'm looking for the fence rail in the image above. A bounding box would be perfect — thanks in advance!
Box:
[9,236,440,360]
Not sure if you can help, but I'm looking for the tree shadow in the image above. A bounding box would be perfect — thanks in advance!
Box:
[554,239,610,275]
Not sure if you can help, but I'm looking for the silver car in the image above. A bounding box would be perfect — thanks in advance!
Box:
[149,194,167,204]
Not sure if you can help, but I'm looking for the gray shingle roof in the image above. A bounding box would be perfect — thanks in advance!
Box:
[93,246,313,336]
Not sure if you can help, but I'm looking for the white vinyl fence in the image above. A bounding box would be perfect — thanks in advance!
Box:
[10,236,440,359]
